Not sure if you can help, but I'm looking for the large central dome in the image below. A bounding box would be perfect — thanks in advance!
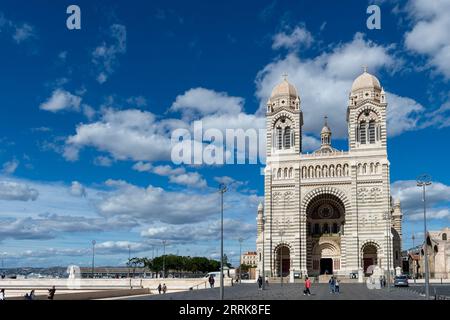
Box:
[351,70,381,92]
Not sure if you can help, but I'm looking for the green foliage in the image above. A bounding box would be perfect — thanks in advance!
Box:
[131,255,223,273]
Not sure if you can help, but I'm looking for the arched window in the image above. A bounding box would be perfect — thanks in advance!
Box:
[284,168,288,178]
[284,127,291,148]
[359,121,367,144]
[289,168,293,178]
[368,121,376,144]
[322,223,329,234]
[443,233,448,241]
[277,127,282,150]
[277,168,282,179]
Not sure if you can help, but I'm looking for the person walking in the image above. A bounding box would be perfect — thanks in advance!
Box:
[0,289,5,300]
[48,286,56,300]
[257,275,263,290]
[162,283,167,294]
[329,276,335,294]
[303,277,311,296]
[209,275,215,288]
[335,278,340,294]
[157,283,162,294]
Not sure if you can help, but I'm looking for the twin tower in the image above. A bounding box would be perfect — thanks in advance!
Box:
[256,69,402,279]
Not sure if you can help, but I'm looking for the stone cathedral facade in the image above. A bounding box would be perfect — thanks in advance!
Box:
[256,70,403,278]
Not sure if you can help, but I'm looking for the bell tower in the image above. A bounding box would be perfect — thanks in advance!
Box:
[266,75,303,158]
[347,68,388,152]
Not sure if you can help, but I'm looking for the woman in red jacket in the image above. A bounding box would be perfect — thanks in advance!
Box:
[303,277,311,296]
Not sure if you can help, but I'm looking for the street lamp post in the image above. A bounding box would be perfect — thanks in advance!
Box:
[128,244,131,278]
[162,240,167,278]
[384,212,391,291]
[238,238,243,283]
[91,240,96,279]
[262,216,266,290]
[219,183,227,300]
[417,174,432,300]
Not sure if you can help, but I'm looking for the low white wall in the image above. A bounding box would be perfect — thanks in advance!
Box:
[0,277,233,292]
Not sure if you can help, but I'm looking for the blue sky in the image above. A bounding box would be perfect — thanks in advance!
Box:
[0,0,450,268]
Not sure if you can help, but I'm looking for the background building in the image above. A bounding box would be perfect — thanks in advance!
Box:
[404,227,450,279]
[241,251,258,267]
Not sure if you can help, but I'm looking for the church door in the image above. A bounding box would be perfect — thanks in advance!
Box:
[320,258,333,275]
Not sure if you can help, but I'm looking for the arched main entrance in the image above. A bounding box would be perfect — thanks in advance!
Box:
[362,243,378,275]
[275,245,290,277]
[312,242,340,275]
[305,192,346,276]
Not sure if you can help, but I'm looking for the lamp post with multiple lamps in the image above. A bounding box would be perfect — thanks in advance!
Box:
[219,183,227,300]
[238,238,243,283]
[383,211,391,291]
[162,240,167,278]
[417,174,432,300]
[128,244,131,278]
[262,215,266,290]
[91,240,96,279]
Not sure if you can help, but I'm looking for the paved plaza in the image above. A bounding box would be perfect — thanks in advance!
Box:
[120,283,426,300]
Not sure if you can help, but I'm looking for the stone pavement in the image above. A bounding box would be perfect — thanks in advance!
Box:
[121,283,424,300]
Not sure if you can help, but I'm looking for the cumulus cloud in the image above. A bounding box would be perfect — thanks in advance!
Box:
[256,32,424,139]
[97,180,218,224]
[63,108,176,162]
[92,24,127,83]
[272,25,313,51]
[0,213,137,241]
[39,89,82,112]
[404,0,450,78]
[93,156,114,167]
[391,180,450,220]
[141,219,255,243]
[170,87,244,118]
[0,180,38,201]
[133,162,207,188]
[69,181,87,197]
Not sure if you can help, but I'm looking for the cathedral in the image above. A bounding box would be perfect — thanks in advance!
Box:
[256,69,403,279]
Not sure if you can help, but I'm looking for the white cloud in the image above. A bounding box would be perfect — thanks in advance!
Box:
[39,89,82,112]
[70,181,87,197]
[97,180,219,224]
[170,87,244,118]
[391,180,450,220]
[93,156,114,167]
[92,24,127,83]
[64,108,174,162]
[272,25,313,51]
[386,93,425,136]
[0,180,38,201]
[256,32,422,139]
[141,219,255,242]
[2,159,19,174]
[132,162,207,188]
[404,0,450,78]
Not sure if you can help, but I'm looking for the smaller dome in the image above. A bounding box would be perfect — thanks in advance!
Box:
[351,69,381,92]
[321,124,331,134]
[270,79,298,99]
